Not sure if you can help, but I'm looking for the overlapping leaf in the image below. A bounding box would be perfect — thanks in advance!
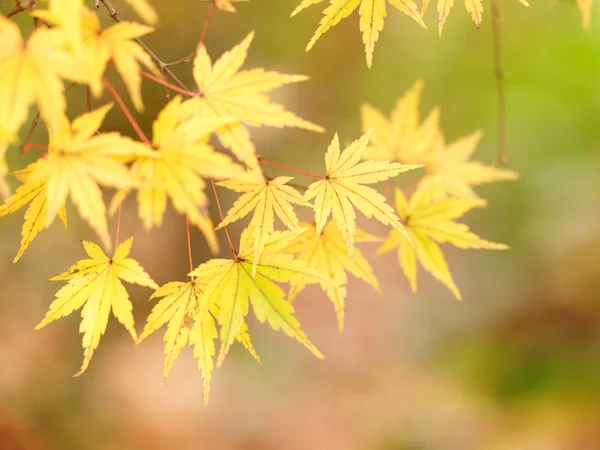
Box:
[216,172,306,276]
[286,221,380,333]
[190,228,327,368]
[423,131,519,200]
[36,238,158,375]
[362,80,440,165]
[292,0,426,68]
[377,183,507,299]
[110,96,246,253]
[138,277,260,405]
[190,32,324,171]
[304,129,420,254]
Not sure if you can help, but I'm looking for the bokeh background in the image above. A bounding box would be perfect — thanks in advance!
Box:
[1,0,600,448]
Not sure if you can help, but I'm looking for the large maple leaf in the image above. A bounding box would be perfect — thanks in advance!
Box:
[190,32,324,171]
[361,80,440,165]
[190,228,328,367]
[377,182,507,299]
[216,171,307,276]
[304,129,420,254]
[29,103,151,249]
[36,238,158,375]
[286,221,381,333]
[291,0,426,68]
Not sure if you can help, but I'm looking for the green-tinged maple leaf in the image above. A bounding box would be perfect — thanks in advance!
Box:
[304,129,420,255]
[423,131,519,200]
[435,0,529,36]
[110,96,247,253]
[138,278,260,405]
[286,221,381,333]
[362,80,440,165]
[216,171,307,276]
[0,163,67,263]
[190,227,329,367]
[190,32,324,171]
[29,103,152,250]
[377,183,507,300]
[215,0,249,12]
[291,0,426,68]
[0,16,84,167]
[36,238,158,376]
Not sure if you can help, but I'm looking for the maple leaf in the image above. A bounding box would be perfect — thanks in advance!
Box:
[435,0,529,36]
[215,0,249,12]
[362,80,440,165]
[304,129,420,255]
[576,0,592,29]
[29,103,151,249]
[291,0,426,68]
[124,0,158,24]
[286,221,381,333]
[216,171,307,276]
[0,163,67,263]
[190,227,328,367]
[377,183,507,300]
[190,32,324,171]
[36,238,158,376]
[138,278,260,405]
[110,96,247,253]
[423,131,519,200]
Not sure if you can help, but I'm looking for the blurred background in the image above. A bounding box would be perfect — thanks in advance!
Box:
[1,0,600,448]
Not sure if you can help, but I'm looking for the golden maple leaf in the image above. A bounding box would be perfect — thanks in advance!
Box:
[423,131,519,200]
[291,0,426,68]
[36,238,158,376]
[110,96,247,253]
[216,171,307,276]
[0,163,67,263]
[124,0,158,24]
[304,129,420,254]
[362,80,440,165]
[189,32,324,171]
[190,227,328,367]
[215,0,249,12]
[29,103,151,250]
[377,182,507,300]
[286,221,381,333]
[138,278,260,405]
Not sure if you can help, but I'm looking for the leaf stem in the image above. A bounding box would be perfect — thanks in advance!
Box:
[21,143,48,152]
[139,70,198,97]
[197,0,215,50]
[210,178,237,257]
[102,75,151,146]
[185,214,194,274]
[115,201,122,248]
[257,156,323,179]
[491,0,507,165]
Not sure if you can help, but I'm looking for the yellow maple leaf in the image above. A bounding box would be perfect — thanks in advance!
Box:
[124,0,158,24]
[29,103,151,250]
[190,227,328,367]
[362,79,440,165]
[190,32,324,171]
[377,183,507,300]
[110,96,247,253]
[216,171,307,276]
[138,278,260,405]
[291,0,426,68]
[215,0,249,12]
[304,129,420,255]
[36,238,158,376]
[424,131,519,200]
[286,221,381,333]
[0,163,68,263]
[576,0,592,29]
[436,0,529,36]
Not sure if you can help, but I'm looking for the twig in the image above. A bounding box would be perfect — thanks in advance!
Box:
[491,0,507,165]
[210,179,237,257]
[102,76,151,145]
[21,143,48,153]
[197,0,215,50]
[164,52,195,68]
[99,0,190,92]
[4,0,33,17]
[257,156,323,179]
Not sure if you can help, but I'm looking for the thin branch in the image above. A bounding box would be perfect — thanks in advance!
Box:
[21,142,48,153]
[164,52,195,68]
[491,0,507,165]
[210,178,237,258]
[102,75,151,145]
[114,201,122,248]
[86,87,92,112]
[257,156,323,179]
[4,0,33,17]
[99,0,190,92]
[185,214,194,274]
[197,0,215,50]
[140,70,198,97]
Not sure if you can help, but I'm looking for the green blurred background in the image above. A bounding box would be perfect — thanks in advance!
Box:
[1,0,600,448]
